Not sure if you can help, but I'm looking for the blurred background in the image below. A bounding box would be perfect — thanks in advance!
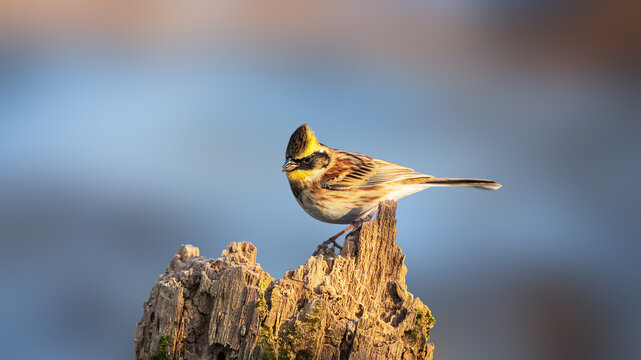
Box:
[0,1,639,359]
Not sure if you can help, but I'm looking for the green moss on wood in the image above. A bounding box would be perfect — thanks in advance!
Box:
[261,340,277,360]
[294,349,314,360]
[151,333,173,360]
[259,299,324,359]
[410,307,435,342]
[303,300,323,327]
[256,275,272,309]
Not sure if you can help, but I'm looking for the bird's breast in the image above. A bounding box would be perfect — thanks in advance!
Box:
[294,187,380,224]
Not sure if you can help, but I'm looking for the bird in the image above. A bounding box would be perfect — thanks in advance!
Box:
[282,124,501,253]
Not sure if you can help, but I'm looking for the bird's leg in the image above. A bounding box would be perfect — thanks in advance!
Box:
[350,207,378,231]
[314,207,379,255]
[314,224,353,253]
[364,207,378,221]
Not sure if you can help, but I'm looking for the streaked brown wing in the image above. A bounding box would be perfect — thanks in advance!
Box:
[321,150,429,190]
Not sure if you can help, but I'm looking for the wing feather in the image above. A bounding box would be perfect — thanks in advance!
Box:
[321,150,430,190]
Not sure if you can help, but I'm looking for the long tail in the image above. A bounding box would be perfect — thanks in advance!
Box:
[404,176,502,190]
[426,177,501,190]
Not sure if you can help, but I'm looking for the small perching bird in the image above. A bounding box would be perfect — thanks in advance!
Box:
[282,124,501,252]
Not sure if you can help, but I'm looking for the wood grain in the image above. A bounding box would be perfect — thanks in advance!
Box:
[135,200,434,360]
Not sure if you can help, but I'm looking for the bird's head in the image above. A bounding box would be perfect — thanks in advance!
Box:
[282,124,331,181]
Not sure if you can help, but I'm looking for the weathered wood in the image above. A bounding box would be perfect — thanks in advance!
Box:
[135,200,435,360]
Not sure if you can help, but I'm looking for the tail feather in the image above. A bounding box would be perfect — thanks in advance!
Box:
[400,176,501,190]
[425,177,501,190]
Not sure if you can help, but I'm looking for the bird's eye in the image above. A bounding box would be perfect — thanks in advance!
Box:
[303,157,312,164]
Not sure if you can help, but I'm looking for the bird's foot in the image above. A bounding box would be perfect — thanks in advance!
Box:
[347,207,378,235]
[315,236,343,252]
[312,207,378,256]
[313,225,353,256]
[354,208,377,228]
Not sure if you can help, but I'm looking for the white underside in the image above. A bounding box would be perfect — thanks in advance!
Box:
[298,184,431,224]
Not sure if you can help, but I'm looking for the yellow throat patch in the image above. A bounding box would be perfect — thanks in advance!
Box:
[286,169,317,182]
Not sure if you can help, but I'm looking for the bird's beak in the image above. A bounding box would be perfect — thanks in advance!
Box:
[282,158,297,172]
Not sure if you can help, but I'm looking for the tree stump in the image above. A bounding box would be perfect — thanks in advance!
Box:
[134,200,435,360]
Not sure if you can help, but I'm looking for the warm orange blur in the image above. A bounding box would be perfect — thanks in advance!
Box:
[1,0,639,71]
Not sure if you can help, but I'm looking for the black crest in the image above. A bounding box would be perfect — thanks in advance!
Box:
[286,124,317,159]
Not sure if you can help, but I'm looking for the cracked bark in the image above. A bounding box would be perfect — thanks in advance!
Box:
[134,200,435,360]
